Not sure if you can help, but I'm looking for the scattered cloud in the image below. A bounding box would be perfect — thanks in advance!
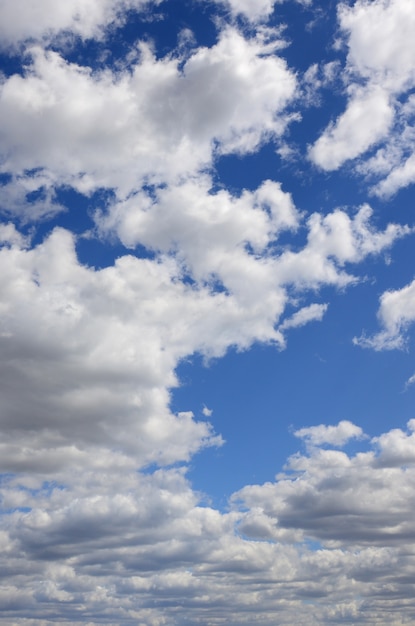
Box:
[354,277,415,350]
[212,0,311,23]
[309,0,415,197]
[1,1,415,624]
[294,419,365,447]
[0,0,161,48]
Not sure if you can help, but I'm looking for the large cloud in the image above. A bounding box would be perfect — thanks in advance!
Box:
[0,197,406,474]
[0,26,296,218]
[309,0,415,197]
[0,0,160,48]
[235,420,415,546]
[0,2,414,624]
[2,421,415,624]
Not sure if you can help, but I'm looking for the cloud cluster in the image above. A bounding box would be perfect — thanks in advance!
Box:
[0,26,296,219]
[0,196,409,624]
[310,0,415,197]
[0,1,414,624]
[2,421,415,624]
[0,196,405,475]
[0,0,160,48]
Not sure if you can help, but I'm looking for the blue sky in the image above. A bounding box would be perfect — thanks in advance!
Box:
[1,0,415,624]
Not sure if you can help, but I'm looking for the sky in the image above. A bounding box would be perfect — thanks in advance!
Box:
[1,0,415,624]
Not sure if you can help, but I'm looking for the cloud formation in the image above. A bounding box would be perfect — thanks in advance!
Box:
[0,0,159,48]
[310,0,415,197]
[355,276,415,350]
[0,1,415,625]
[2,421,415,624]
[0,26,296,216]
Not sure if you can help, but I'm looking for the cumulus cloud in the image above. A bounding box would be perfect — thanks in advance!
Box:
[235,420,415,547]
[0,27,297,208]
[2,421,415,624]
[212,0,311,22]
[0,195,405,475]
[0,2,414,624]
[294,420,365,447]
[274,204,410,289]
[354,277,415,350]
[0,0,160,48]
[309,0,415,196]
[309,85,394,171]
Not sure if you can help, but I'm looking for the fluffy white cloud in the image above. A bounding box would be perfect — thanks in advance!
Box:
[309,0,415,196]
[339,0,415,91]
[354,276,415,350]
[0,3,406,482]
[235,420,415,547]
[214,0,311,22]
[2,420,415,625]
[0,3,414,624]
[0,27,297,211]
[214,0,276,21]
[0,226,228,473]
[294,419,365,447]
[0,0,159,48]
[274,204,409,289]
[0,198,406,476]
[309,85,394,171]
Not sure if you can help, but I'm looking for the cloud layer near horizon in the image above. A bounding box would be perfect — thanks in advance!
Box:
[1,1,415,624]
[3,420,415,625]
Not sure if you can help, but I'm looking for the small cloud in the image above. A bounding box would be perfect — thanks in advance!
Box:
[279,303,328,332]
[405,373,415,390]
[202,405,213,417]
[294,420,366,447]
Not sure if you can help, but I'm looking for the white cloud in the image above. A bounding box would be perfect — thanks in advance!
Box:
[373,420,415,467]
[2,420,415,624]
[274,204,410,289]
[235,420,415,547]
[0,201,405,475]
[339,0,415,91]
[354,277,415,350]
[0,4,414,623]
[309,0,415,196]
[279,302,328,331]
[0,27,297,207]
[215,0,278,22]
[0,172,63,222]
[294,420,365,447]
[0,227,228,472]
[405,373,415,388]
[214,0,311,22]
[0,0,159,48]
[309,85,394,171]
